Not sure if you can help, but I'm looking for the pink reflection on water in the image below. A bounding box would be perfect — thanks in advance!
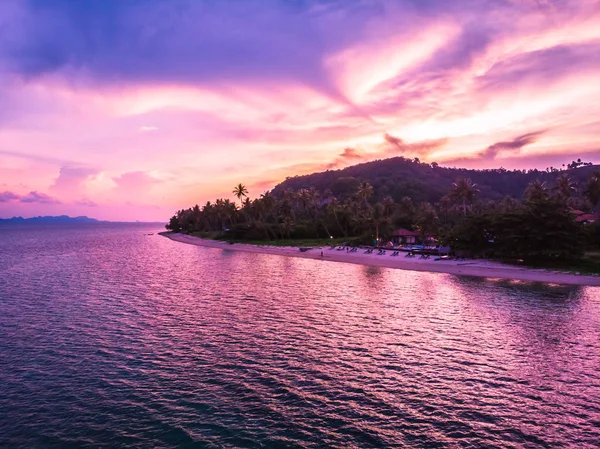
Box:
[152,240,600,445]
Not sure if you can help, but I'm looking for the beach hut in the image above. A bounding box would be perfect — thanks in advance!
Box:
[391,228,421,245]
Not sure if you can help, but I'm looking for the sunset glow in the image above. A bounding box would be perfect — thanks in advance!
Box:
[1,0,600,221]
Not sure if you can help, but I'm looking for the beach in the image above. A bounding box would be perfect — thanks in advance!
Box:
[160,232,600,286]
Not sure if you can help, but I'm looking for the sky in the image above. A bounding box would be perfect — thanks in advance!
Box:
[1,0,600,221]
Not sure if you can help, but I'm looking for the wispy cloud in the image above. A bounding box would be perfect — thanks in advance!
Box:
[0,0,599,220]
[0,191,61,204]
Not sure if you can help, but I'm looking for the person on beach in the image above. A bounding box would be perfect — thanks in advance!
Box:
[320,250,323,257]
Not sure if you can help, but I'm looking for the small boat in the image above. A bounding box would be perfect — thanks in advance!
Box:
[299,247,313,252]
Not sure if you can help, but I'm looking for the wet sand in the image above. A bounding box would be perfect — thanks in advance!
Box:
[160,232,600,286]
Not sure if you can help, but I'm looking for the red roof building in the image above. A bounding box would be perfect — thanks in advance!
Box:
[576,213,598,223]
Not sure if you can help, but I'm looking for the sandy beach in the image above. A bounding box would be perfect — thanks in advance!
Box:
[160,232,600,286]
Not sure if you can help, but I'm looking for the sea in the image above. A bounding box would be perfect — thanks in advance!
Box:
[1,223,599,448]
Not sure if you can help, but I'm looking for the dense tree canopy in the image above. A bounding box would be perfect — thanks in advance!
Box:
[272,156,599,204]
[167,158,600,262]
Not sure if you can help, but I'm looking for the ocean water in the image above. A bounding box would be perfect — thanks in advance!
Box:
[1,223,599,448]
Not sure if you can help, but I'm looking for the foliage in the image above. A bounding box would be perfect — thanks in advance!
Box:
[444,197,584,261]
[273,156,598,204]
[167,158,600,263]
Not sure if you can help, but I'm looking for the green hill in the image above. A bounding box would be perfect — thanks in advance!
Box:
[272,157,597,203]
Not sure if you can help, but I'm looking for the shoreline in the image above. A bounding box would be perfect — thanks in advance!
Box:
[160,232,600,286]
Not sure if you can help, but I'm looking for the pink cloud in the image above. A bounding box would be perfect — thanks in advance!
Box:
[1,0,600,221]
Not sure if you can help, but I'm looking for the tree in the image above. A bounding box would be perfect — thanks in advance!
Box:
[166,215,181,232]
[449,177,479,217]
[524,180,549,202]
[281,216,295,239]
[445,197,583,261]
[261,190,284,239]
[327,197,347,237]
[584,171,600,211]
[414,202,439,242]
[357,181,374,207]
[370,203,391,243]
[232,183,248,206]
[553,174,577,199]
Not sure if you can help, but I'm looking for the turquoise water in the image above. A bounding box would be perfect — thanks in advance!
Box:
[1,223,599,448]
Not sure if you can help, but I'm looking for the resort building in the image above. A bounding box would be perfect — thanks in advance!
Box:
[391,228,421,245]
[571,209,598,224]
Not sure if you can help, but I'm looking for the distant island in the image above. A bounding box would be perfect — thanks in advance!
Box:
[165,156,600,276]
[0,215,104,224]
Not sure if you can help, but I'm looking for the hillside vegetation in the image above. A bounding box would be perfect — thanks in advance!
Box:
[273,157,597,204]
[167,157,600,265]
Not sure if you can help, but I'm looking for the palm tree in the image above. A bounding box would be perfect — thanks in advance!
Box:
[253,197,272,240]
[260,190,284,239]
[327,197,347,237]
[449,177,479,216]
[381,196,397,218]
[370,203,391,244]
[297,189,312,220]
[584,171,600,211]
[357,181,374,208]
[415,202,438,242]
[232,183,248,206]
[524,180,549,202]
[553,174,577,199]
[281,216,295,239]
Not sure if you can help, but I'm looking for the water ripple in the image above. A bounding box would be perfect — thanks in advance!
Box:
[1,223,600,448]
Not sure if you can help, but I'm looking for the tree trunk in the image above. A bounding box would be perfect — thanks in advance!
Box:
[258,213,271,241]
[333,210,347,237]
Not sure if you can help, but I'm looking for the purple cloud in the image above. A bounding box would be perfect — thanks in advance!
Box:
[20,191,61,204]
[0,191,21,202]
[0,190,61,204]
[1,0,369,99]
[481,131,546,160]
[476,42,600,92]
[383,133,447,156]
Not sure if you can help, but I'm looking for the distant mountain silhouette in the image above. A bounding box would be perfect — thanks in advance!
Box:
[0,215,104,224]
